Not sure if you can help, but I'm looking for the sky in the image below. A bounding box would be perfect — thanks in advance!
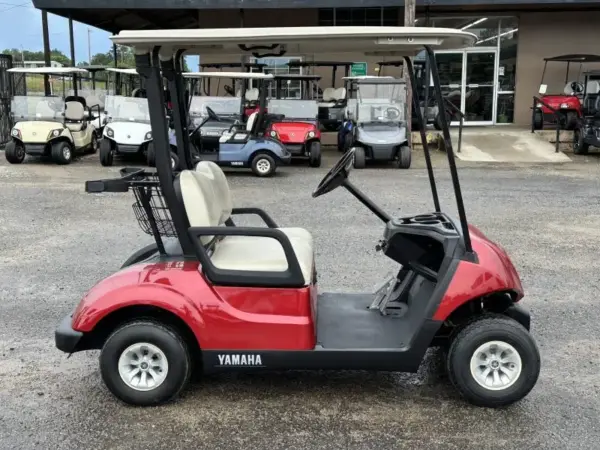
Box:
[0,1,200,67]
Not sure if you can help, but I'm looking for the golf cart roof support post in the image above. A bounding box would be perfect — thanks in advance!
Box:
[135,48,195,257]
[68,15,77,96]
[403,56,440,213]
[565,61,570,85]
[162,50,192,171]
[424,57,431,134]
[113,44,118,69]
[42,10,51,96]
[342,180,391,223]
[540,61,548,87]
[332,65,337,87]
[424,45,473,254]
[257,78,267,130]
[174,50,194,170]
[276,79,282,99]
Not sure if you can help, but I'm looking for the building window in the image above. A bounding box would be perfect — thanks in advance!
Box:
[318,7,399,26]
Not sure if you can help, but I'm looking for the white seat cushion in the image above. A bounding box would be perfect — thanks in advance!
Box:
[211,234,314,284]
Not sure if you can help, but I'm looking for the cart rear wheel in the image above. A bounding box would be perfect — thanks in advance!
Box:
[434,111,452,131]
[309,141,321,167]
[395,145,411,169]
[88,133,99,154]
[353,146,366,169]
[251,152,276,177]
[51,141,73,165]
[100,320,191,406]
[147,142,156,167]
[447,316,540,408]
[170,151,180,171]
[99,139,114,167]
[5,141,25,164]
[573,128,589,155]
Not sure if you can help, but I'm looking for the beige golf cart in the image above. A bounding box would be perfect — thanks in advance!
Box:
[5,67,99,165]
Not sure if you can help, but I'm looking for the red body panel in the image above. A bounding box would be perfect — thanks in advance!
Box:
[539,94,582,115]
[72,226,522,351]
[433,224,524,321]
[269,122,319,144]
[72,261,315,351]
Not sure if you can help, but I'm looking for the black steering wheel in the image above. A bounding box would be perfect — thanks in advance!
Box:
[312,148,355,198]
[205,106,221,122]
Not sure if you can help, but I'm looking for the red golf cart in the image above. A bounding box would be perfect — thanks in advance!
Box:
[533,54,600,130]
[264,74,322,167]
[55,26,540,409]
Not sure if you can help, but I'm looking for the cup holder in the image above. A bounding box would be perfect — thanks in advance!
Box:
[413,214,438,221]
[419,220,442,225]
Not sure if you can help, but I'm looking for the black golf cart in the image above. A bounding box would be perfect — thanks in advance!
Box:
[573,70,600,155]
[287,61,353,131]
[58,26,540,408]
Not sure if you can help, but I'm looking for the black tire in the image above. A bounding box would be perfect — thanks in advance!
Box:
[353,146,366,169]
[147,142,156,167]
[434,111,451,131]
[395,145,411,169]
[532,110,543,130]
[99,139,114,167]
[170,151,180,171]
[100,320,192,406]
[51,141,73,165]
[88,133,99,154]
[573,127,590,155]
[5,140,25,164]
[343,130,353,153]
[447,315,541,408]
[565,111,578,130]
[308,141,321,167]
[251,152,276,177]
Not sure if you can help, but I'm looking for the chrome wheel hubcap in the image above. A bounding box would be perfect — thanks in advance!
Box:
[470,340,522,391]
[118,342,169,391]
[256,159,270,174]
[63,147,71,160]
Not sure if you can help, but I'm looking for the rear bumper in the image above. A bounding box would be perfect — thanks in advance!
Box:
[55,313,84,354]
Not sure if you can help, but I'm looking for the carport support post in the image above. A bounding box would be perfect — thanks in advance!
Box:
[404,0,415,146]
[68,15,77,96]
[41,10,51,96]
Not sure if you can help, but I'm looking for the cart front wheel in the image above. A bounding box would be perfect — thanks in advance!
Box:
[147,142,156,167]
[532,110,544,130]
[100,320,191,406]
[5,141,25,164]
[447,316,540,408]
[395,145,411,169]
[99,139,114,167]
[353,146,366,169]
[573,128,589,155]
[51,141,73,165]
[309,141,321,168]
[251,152,276,177]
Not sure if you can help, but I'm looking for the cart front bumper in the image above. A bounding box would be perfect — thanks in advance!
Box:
[116,144,142,154]
[25,144,47,155]
[55,313,84,354]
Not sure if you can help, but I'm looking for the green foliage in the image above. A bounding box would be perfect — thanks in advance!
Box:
[2,48,72,66]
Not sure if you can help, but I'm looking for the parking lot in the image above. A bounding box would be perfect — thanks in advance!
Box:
[1,148,600,450]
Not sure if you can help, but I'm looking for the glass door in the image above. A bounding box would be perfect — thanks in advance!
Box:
[435,52,463,121]
[464,50,497,125]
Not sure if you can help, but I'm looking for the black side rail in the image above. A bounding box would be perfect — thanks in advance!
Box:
[188,226,305,288]
[226,207,279,228]
[531,96,560,153]
[442,98,465,153]
[85,167,149,193]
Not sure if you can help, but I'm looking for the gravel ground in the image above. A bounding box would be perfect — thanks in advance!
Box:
[1,149,600,450]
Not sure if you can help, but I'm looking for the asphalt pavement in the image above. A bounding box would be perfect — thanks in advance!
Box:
[1,149,600,450]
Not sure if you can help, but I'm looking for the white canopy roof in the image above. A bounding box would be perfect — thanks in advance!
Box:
[106,68,138,75]
[183,71,273,79]
[343,75,394,80]
[7,67,88,75]
[110,26,477,57]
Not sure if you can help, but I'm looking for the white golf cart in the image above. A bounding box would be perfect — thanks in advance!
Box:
[99,68,153,166]
[5,67,99,165]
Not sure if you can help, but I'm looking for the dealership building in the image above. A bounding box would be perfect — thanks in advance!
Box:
[32,0,600,127]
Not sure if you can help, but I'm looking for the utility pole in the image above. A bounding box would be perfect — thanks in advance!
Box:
[87,28,92,65]
[404,0,415,145]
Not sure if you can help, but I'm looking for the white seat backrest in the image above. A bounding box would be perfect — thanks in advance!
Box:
[235,89,242,97]
[322,87,336,102]
[179,170,222,245]
[334,87,347,102]
[587,80,600,95]
[65,101,85,121]
[245,88,259,102]
[246,111,258,132]
[195,161,233,223]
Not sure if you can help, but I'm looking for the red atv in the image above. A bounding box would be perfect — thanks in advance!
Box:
[264,75,322,167]
[533,54,600,130]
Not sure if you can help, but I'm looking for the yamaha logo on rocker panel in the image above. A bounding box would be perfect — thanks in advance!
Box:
[217,354,263,367]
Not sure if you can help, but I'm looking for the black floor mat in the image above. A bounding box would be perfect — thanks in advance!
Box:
[316,293,411,349]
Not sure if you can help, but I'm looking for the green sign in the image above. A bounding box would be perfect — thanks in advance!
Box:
[350,62,367,77]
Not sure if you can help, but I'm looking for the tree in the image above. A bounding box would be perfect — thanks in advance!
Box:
[2,48,71,66]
